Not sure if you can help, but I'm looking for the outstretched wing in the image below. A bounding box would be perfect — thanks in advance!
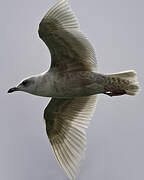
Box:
[38,0,97,72]
[44,96,97,179]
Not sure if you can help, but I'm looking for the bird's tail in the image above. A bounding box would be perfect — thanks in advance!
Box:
[105,70,140,96]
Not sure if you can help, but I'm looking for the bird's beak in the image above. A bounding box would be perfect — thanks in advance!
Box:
[7,87,18,93]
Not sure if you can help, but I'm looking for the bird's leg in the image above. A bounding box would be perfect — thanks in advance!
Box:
[104,89,126,97]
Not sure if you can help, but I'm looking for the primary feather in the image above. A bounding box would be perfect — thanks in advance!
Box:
[38,0,97,72]
[44,96,97,179]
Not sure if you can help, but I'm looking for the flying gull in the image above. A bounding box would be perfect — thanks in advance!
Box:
[8,0,139,179]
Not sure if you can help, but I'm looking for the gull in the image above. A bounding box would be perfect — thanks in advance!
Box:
[8,0,139,179]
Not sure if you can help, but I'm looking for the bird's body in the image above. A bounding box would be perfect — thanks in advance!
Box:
[31,71,105,97]
[30,71,135,98]
[8,0,140,179]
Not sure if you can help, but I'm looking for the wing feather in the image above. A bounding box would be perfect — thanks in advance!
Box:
[40,0,80,31]
[38,0,97,72]
[44,95,97,179]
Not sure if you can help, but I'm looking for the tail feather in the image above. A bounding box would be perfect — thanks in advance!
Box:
[108,70,137,81]
[107,70,140,96]
[125,82,139,96]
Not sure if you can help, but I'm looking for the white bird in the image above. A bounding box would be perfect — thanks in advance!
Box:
[8,0,139,179]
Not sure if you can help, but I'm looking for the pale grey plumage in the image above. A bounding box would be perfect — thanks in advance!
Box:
[38,0,97,72]
[44,96,97,179]
[38,1,98,178]
[8,0,140,179]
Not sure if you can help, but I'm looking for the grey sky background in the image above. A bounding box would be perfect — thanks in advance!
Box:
[1,0,144,179]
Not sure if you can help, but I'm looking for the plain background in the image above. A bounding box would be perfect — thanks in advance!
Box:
[1,0,144,179]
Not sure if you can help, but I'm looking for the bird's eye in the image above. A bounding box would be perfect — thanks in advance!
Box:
[22,80,29,86]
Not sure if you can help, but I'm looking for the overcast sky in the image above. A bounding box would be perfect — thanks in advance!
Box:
[1,0,144,180]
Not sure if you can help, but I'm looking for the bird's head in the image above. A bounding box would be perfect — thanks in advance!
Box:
[8,77,37,95]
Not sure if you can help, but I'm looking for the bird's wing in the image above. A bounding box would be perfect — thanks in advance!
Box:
[44,95,97,179]
[38,0,97,72]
